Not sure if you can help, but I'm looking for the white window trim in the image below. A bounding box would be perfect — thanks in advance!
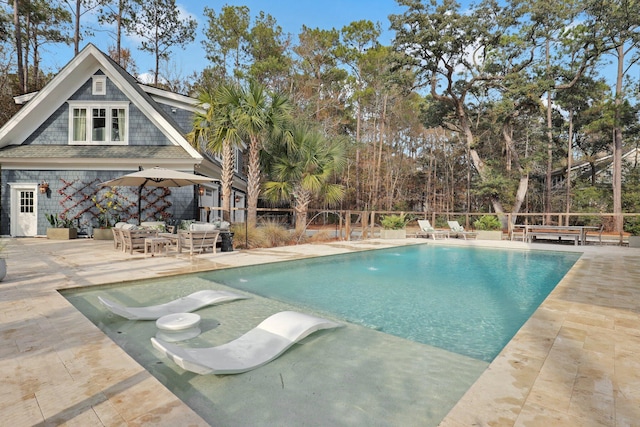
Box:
[92,75,106,95]
[68,101,129,145]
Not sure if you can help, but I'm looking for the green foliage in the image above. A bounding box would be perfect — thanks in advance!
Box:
[45,213,75,229]
[179,220,194,230]
[202,5,250,78]
[572,184,611,212]
[129,0,197,84]
[380,214,409,230]
[473,215,501,231]
[624,217,640,236]
[92,190,121,228]
[263,124,346,230]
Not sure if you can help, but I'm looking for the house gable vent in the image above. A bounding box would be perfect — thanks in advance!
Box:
[92,75,106,95]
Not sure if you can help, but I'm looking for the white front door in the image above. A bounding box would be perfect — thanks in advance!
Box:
[10,183,38,236]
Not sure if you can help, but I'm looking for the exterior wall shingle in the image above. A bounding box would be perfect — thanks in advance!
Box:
[1,169,197,235]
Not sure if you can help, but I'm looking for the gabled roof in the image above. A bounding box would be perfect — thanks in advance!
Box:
[552,148,640,178]
[0,43,202,161]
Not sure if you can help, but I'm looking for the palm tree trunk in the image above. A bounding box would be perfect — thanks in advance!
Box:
[294,189,311,232]
[221,141,234,222]
[246,136,261,226]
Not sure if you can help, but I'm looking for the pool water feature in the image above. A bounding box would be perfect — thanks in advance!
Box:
[62,244,580,426]
[203,245,580,362]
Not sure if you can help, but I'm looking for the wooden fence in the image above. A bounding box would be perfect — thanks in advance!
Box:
[199,205,637,244]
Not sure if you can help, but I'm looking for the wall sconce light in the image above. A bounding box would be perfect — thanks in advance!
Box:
[39,180,49,194]
[234,195,241,203]
[198,186,205,196]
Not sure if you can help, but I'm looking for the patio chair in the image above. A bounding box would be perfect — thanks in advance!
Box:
[447,220,477,240]
[151,311,341,375]
[98,290,248,320]
[111,227,123,250]
[416,220,449,240]
[510,225,527,241]
[585,224,604,245]
[179,228,221,255]
[121,227,158,254]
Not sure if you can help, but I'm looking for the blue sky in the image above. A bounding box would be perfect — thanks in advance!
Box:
[46,0,405,82]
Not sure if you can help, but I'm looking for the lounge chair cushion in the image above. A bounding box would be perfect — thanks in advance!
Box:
[190,223,218,232]
[418,220,435,232]
[151,311,341,375]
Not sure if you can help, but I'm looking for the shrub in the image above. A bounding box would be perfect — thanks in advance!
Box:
[308,230,334,243]
[473,215,501,231]
[624,217,640,236]
[260,220,291,247]
[380,214,409,230]
[45,213,75,228]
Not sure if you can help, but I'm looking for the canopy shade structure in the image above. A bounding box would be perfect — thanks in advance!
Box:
[99,167,216,188]
[99,167,216,223]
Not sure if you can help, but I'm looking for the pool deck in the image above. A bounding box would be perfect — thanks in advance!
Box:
[1,237,639,426]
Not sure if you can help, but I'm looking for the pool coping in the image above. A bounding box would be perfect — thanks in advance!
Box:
[1,237,639,425]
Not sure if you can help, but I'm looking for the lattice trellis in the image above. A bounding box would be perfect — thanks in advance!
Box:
[57,178,173,228]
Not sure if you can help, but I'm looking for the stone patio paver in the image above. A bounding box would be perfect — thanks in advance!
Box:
[0,237,639,426]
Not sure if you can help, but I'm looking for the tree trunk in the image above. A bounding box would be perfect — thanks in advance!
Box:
[74,0,81,55]
[503,122,528,227]
[460,108,506,216]
[565,109,574,226]
[294,189,311,233]
[13,0,25,94]
[116,0,123,65]
[246,136,261,226]
[23,13,29,91]
[545,39,553,223]
[612,44,624,233]
[221,141,234,222]
[373,94,387,209]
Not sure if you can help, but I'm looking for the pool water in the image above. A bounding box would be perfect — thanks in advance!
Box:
[202,245,579,362]
[62,244,580,426]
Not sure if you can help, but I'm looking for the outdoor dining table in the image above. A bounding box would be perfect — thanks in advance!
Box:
[157,232,181,253]
[144,237,173,256]
[523,225,599,245]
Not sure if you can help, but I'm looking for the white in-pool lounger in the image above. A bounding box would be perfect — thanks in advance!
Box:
[98,290,248,320]
[151,311,341,374]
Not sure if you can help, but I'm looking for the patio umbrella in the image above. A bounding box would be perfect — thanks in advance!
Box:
[99,167,216,223]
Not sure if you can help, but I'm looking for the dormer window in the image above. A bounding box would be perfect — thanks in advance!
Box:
[92,75,106,95]
[68,101,129,145]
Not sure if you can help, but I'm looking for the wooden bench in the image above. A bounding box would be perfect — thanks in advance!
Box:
[178,230,221,255]
[121,229,158,254]
[527,230,580,245]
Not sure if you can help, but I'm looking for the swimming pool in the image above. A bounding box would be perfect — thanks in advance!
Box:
[62,244,579,426]
[200,245,579,362]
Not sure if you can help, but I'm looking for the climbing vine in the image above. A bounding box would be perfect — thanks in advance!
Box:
[56,178,173,229]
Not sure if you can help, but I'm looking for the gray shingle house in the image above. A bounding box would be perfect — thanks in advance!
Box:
[0,44,246,237]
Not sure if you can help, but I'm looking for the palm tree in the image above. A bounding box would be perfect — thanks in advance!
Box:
[234,80,293,226]
[263,125,347,232]
[187,84,243,222]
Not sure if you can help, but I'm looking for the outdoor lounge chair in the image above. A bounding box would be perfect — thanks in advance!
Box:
[151,310,341,375]
[98,290,248,320]
[447,220,478,240]
[416,220,449,240]
[178,223,221,255]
